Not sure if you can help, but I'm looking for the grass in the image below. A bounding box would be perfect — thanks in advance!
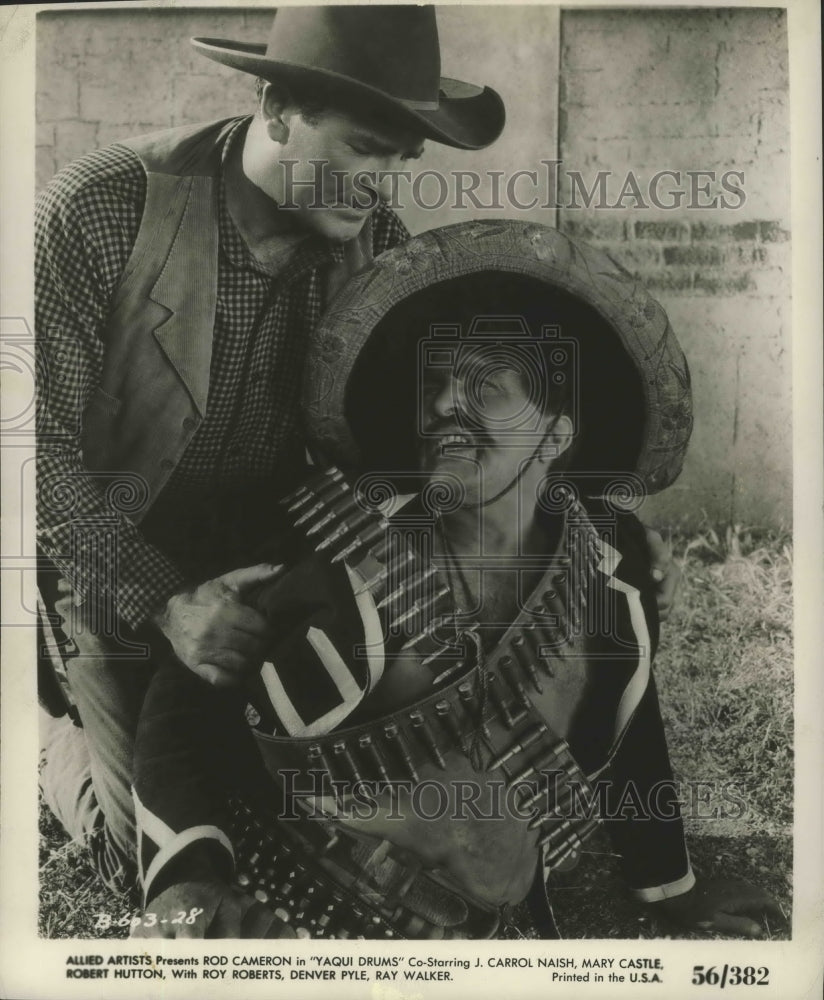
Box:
[38,805,140,939]
[39,525,793,940]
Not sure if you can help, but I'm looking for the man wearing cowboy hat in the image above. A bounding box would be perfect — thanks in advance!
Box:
[37,7,678,902]
[127,220,779,940]
[36,5,506,893]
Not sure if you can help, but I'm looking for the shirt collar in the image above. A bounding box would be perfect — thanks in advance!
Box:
[218,117,346,278]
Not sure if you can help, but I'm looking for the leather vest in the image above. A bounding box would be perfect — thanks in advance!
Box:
[79,117,375,523]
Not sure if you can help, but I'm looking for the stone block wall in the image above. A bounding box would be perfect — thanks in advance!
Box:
[36,8,274,192]
[35,7,791,528]
[558,8,790,528]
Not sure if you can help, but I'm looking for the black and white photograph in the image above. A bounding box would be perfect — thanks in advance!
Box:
[0,1,821,997]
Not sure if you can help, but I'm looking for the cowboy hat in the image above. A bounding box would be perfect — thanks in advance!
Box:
[192,6,504,151]
[302,220,693,496]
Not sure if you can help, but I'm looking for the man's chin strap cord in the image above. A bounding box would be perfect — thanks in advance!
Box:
[464,414,564,511]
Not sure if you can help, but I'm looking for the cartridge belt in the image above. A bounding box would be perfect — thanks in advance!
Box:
[228,797,501,940]
[245,467,605,933]
[253,667,601,879]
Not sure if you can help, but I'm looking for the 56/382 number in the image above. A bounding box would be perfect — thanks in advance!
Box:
[692,966,769,988]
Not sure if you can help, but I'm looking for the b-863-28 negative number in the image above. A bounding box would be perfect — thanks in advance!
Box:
[94,908,204,931]
[692,966,770,988]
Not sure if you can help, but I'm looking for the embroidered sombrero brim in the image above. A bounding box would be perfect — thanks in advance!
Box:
[302,220,693,496]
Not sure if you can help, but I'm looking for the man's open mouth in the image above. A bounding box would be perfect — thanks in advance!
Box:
[440,433,475,447]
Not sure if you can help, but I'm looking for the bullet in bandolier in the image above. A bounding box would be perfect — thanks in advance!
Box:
[543,768,596,822]
[575,564,589,611]
[371,527,408,564]
[566,533,586,631]
[538,815,577,851]
[318,829,340,855]
[569,590,582,634]
[457,680,491,740]
[293,480,350,525]
[585,534,601,585]
[543,818,600,862]
[409,709,446,769]
[521,756,580,812]
[332,739,362,784]
[510,632,544,691]
[377,563,438,611]
[304,491,363,535]
[316,506,376,551]
[420,641,456,670]
[358,733,391,782]
[430,657,467,687]
[307,743,338,801]
[391,583,451,634]
[353,545,415,596]
[499,655,531,708]
[485,672,522,729]
[527,810,544,831]
[541,590,570,649]
[509,743,568,787]
[283,466,345,510]
[435,699,469,756]
[400,607,460,652]
[488,723,550,771]
[332,517,387,563]
[307,742,333,779]
[518,772,594,830]
[383,722,419,781]
[522,622,556,676]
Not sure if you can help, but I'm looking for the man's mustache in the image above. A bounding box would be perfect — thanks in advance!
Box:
[423,416,488,441]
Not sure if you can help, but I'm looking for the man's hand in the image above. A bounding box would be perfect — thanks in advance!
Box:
[152,564,282,687]
[649,878,783,938]
[644,526,681,622]
[130,880,295,939]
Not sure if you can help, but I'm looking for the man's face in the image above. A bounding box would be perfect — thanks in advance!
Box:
[418,344,552,505]
[276,109,425,242]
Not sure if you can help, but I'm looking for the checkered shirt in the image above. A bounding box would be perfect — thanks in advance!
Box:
[36,117,409,629]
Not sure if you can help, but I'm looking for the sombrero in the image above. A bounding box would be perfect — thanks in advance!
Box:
[302,220,693,498]
[192,6,505,151]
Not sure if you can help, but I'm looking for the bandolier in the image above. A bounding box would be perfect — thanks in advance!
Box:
[132,220,694,940]
[229,466,609,939]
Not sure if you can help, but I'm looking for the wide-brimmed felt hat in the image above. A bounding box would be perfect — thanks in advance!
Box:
[302,220,693,497]
[192,6,504,151]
